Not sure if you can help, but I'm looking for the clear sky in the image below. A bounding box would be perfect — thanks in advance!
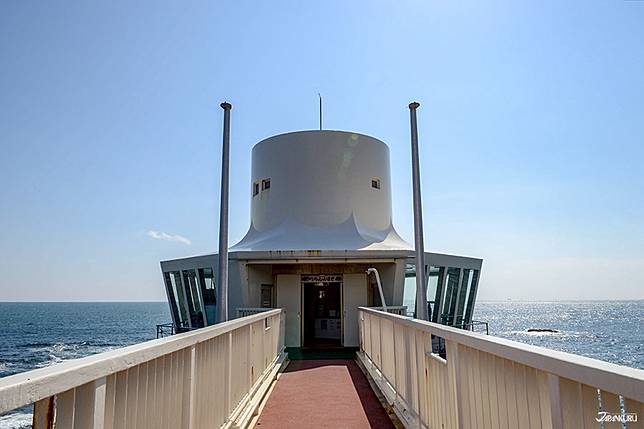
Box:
[1,1,643,301]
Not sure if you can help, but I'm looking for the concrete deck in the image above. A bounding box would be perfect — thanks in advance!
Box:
[254,359,395,429]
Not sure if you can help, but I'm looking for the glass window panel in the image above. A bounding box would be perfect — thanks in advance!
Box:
[163,272,181,326]
[182,269,205,328]
[198,268,217,325]
[403,277,416,316]
[166,271,189,328]
[455,269,472,327]
[441,268,461,325]
[426,266,440,321]
[463,270,480,324]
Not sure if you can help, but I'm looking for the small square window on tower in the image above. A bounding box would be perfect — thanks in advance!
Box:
[371,178,381,189]
[253,182,260,196]
[262,178,271,190]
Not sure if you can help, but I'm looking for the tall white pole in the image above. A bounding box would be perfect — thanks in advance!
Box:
[409,102,428,320]
[218,102,232,322]
[318,93,323,130]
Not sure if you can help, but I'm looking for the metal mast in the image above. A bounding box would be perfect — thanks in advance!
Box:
[218,102,232,322]
[318,93,323,130]
[409,102,428,320]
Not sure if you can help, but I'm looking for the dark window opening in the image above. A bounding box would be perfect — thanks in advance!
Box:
[164,271,189,330]
[371,178,381,189]
[262,178,271,190]
[261,284,274,308]
[431,334,447,359]
[198,268,217,325]
[253,182,259,196]
[182,269,205,328]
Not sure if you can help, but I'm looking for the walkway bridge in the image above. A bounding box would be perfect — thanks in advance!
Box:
[1,308,643,429]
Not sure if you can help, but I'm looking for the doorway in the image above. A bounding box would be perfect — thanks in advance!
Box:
[302,275,342,348]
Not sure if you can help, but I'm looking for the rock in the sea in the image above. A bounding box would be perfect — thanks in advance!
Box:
[527,328,559,333]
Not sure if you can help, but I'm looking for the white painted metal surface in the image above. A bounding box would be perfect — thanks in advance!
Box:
[218,102,232,322]
[236,308,272,318]
[343,273,369,347]
[371,306,408,316]
[231,130,411,251]
[358,307,644,429]
[0,309,285,429]
[408,102,427,321]
[276,274,301,347]
[367,268,387,312]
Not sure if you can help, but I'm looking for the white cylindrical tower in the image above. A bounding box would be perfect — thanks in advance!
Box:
[232,130,410,251]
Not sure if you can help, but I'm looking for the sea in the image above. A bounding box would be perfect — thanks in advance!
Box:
[0,300,642,428]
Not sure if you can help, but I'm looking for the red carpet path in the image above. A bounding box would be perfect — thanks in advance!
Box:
[254,359,395,429]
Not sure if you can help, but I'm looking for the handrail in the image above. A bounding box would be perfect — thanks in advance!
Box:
[236,307,272,318]
[358,307,644,429]
[366,268,387,312]
[370,306,408,316]
[0,308,285,428]
[461,320,489,335]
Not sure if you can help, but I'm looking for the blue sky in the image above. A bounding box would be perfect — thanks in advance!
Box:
[1,1,643,301]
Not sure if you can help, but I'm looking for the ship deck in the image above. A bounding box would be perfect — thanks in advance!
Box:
[1,308,643,429]
[255,359,395,429]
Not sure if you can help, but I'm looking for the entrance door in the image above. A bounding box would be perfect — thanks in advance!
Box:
[302,275,342,348]
[276,274,301,347]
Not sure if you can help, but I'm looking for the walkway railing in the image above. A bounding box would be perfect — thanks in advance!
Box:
[236,307,272,318]
[358,307,644,429]
[371,306,408,316]
[0,309,285,429]
[461,320,489,335]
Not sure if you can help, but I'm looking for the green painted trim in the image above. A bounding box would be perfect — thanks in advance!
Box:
[285,347,358,360]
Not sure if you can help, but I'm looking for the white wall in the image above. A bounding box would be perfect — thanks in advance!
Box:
[275,274,301,347]
[343,273,368,347]
[247,265,273,307]
[232,131,411,251]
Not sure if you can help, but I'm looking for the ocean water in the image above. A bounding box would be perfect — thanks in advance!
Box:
[473,300,644,370]
[0,302,170,429]
[0,301,642,428]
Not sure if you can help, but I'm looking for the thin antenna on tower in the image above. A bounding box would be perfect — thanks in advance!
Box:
[318,93,323,130]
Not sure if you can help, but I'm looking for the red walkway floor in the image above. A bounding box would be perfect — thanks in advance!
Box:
[254,359,395,429]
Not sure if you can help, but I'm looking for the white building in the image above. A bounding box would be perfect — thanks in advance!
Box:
[160,130,482,348]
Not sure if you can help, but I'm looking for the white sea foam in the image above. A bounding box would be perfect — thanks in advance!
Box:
[0,411,32,429]
[505,329,565,337]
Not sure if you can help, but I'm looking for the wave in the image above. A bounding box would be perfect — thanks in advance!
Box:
[17,340,121,349]
[4,343,122,375]
[0,411,32,429]
[501,329,590,338]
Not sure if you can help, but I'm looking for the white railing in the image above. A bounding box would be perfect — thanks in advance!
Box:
[236,307,272,318]
[358,307,644,429]
[0,309,285,429]
[371,306,408,316]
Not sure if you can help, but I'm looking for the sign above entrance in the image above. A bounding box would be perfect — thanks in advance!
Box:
[301,275,342,284]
